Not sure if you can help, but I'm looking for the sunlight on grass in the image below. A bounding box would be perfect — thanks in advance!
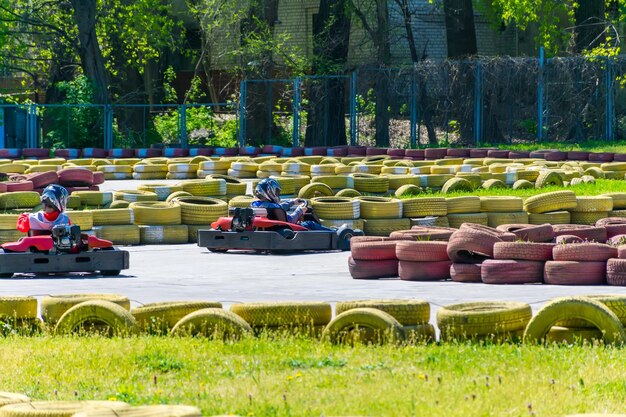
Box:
[485,139,626,153]
[2,335,626,416]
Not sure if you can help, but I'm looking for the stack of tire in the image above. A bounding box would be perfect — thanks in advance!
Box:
[447,224,516,283]
[166,158,198,180]
[357,196,408,236]
[133,159,168,180]
[309,196,363,231]
[396,240,451,281]
[348,236,406,279]
[127,197,186,245]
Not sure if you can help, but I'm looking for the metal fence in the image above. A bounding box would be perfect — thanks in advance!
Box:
[1,49,626,150]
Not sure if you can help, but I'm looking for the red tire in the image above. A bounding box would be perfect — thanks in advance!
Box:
[54,149,81,159]
[424,148,447,159]
[555,234,585,244]
[351,239,399,261]
[450,263,482,283]
[469,149,490,158]
[5,181,33,192]
[82,148,108,158]
[387,148,406,158]
[28,171,59,188]
[495,223,554,242]
[544,261,606,285]
[552,243,617,262]
[487,149,510,158]
[544,151,567,161]
[398,260,452,281]
[508,151,530,159]
[347,146,367,156]
[568,151,590,161]
[22,148,50,158]
[404,149,425,159]
[395,241,450,262]
[447,229,503,263]
[493,241,554,261]
[588,152,614,162]
[58,168,94,186]
[552,224,607,243]
[163,148,189,158]
[481,260,544,284]
[135,148,163,158]
[607,258,626,286]
[0,183,8,193]
[446,148,471,157]
[394,226,456,241]
[460,223,516,241]
[348,256,398,279]
[92,171,105,185]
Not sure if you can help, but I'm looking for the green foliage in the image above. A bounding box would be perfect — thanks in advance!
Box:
[41,76,105,149]
[356,88,376,115]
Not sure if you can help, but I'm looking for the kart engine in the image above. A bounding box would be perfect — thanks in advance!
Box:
[51,225,82,252]
[231,208,254,232]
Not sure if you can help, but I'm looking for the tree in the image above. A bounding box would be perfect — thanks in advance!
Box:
[350,0,392,147]
[304,0,351,147]
[443,0,478,57]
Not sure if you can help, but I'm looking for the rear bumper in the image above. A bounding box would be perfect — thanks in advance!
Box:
[197,230,338,251]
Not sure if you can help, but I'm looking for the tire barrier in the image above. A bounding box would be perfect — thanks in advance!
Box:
[131,301,223,333]
[41,293,131,324]
[168,196,228,224]
[54,300,138,336]
[129,202,182,225]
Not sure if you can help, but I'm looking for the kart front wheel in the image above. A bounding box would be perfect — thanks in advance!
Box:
[209,248,228,253]
[0,273,13,278]
[100,270,121,276]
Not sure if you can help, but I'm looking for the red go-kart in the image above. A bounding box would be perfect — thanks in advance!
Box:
[197,204,360,253]
[0,224,129,278]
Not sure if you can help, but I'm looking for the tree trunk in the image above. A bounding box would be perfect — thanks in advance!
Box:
[574,0,606,52]
[241,0,279,146]
[69,0,110,104]
[374,0,390,147]
[304,0,350,147]
[443,0,477,58]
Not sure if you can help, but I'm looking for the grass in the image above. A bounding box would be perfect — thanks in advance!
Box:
[399,179,626,199]
[3,335,626,416]
[483,139,626,153]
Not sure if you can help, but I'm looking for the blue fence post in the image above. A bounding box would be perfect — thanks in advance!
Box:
[350,71,357,146]
[180,104,187,148]
[410,69,417,148]
[104,105,113,149]
[537,46,545,142]
[606,57,614,141]
[474,61,482,145]
[239,80,246,147]
[293,77,300,147]
[27,104,37,148]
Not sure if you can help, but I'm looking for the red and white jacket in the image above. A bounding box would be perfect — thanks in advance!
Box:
[17,211,70,233]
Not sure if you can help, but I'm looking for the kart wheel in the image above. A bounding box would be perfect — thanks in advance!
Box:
[100,270,121,276]
[0,273,13,278]
[209,248,228,253]
[277,228,295,239]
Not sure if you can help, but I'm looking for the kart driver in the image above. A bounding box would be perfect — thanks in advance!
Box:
[17,184,70,235]
[251,178,333,231]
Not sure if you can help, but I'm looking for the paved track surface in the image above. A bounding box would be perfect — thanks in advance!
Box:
[1,179,623,319]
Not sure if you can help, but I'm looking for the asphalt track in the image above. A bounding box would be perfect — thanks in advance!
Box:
[1,178,625,320]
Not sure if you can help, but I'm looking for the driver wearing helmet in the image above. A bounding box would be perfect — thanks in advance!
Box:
[17,184,71,235]
[251,178,332,230]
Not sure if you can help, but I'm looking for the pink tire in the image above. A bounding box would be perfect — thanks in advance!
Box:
[495,223,554,242]
[552,243,617,262]
[92,171,105,185]
[28,171,59,189]
[394,226,456,241]
[348,256,398,280]
[5,181,33,192]
[555,234,585,244]
[447,228,503,263]
[22,148,50,158]
[481,260,544,284]
[552,224,607,243]
[450,263,482,283]
[544,261,606,285]
[395,241,450,262]
[58,168,94,186]
[399,260,452,281]
[607,258,626,286]
[351,239,400,261]
[493,241,554,261]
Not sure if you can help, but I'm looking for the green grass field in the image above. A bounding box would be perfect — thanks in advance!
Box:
[487,139,626,153]
[2,335,626,417]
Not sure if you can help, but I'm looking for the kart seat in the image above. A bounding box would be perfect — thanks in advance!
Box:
[265,207,288,222]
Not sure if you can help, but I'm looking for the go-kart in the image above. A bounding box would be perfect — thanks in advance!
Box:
[197,203,361,253]
[0,224,129,278]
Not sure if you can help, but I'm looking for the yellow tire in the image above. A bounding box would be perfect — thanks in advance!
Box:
[129,202,182,225]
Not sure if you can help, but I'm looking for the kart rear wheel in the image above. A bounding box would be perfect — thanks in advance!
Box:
[100,270,121,276]
[276,228,295,239]
[0,273,13,278]
[209,248,228,253]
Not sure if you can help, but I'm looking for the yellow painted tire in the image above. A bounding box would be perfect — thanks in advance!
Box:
[41,293,130,324]
[322,308,403,345]
[445,196,481,214]
[479,196,523,212]
[441,177,472,194]
[54,300,138,336]
[335,188,361,198]
[0,213,19,230]
[137,184,184,201]
[524,190,578,214]
[528,210,571,225]
[207,174,247,195]
[0,401,129,417]
[70,192,114,208]
[437,301,531,340]
[535,170,564,188]
[402,197,447,217]
[129,202,182,225]
[298,182,334,199]
[394,184,422,198]
[357,196,402,219]
[170,308,252,339]
[363,218,410,236]
[0,192,41,209]
[0,296,37,319]
[132,301,223,333]
[335,299,429,325]
[113,190,158,203]
[0,392,30,407]
[73,406,201,417]
[169,196,228,224]
[91,208,134,225]
[179,179,227,196]
[139,224,189,244]
[66,210,93,230]
[230,302,332,327]
[92,225,140,245]
[524,296,626,345]
[310,197,360,220]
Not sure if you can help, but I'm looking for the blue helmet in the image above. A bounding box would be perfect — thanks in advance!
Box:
[254,178,281,204]
[41,184,69,213]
